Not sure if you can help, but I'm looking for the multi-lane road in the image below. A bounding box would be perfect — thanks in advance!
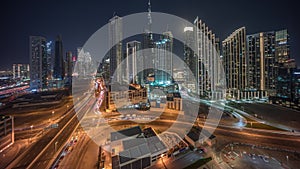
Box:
[6,93,95,169]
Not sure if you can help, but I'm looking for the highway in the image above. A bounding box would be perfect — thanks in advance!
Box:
[9,108,76,169]
[7,93,95,169]
[56,132,99,169]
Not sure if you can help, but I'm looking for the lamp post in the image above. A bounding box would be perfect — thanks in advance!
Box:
[55,141,58,152]
[30,125,33,142]
[51,111,55,123]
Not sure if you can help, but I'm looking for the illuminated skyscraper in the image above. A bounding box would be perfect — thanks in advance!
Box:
[46,40,54,78]
[247,31,277,96]
[65,51,73,78]
[154,31,173,83]
[53,35,64,80]
[109,15,123,83]
[126,41,141,83]
[194,17,221,99]
[275,29,290,63]
[75,47,92,77]
[29,36,48,89]
[222,27,247,99]
[184,26,196,86]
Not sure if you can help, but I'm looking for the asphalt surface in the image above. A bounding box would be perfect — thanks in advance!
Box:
[240,103,300,131]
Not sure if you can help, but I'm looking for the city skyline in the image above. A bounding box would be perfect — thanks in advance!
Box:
[1,0,299,70]
[1,1,300,169]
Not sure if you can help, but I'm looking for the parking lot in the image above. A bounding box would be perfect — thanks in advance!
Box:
[221,144,289,169]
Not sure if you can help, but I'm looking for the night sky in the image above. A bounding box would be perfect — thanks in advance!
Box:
[1,0,299,70]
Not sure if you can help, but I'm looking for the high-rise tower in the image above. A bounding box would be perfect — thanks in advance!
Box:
[194,17,221,99]
[154,31,173,83]
[53,35,64,80]
[29,36,48,90]
[247,31,277,96]
[109,15,123,83]
[126,41,141,83]
[222,27,247,99]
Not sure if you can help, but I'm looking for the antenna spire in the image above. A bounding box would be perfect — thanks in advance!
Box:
[147,0,152,32]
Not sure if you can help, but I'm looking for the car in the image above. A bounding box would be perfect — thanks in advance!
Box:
[252,154,256,160]
[263,156,269,163]
[66,146,73,153]
[53,164,59,169]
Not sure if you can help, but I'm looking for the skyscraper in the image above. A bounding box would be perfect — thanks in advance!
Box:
[29,36,48,90]
[222,27,247,99]
[109,15,123,83]
[154,31,173,83]
[194,17,221,99]
[275,29,290,63]
[247,31,277,96]
[65,51,73,78]
[141,0,155,83]
[53,35,64,80]
[276,59,296,99]
[184,27,197,92]
[46,40,54,79]
[126,41,141,83]
[75,47,92,77]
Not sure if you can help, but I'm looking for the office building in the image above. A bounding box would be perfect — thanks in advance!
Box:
[275,29,290,63]
[183,26,197,92]
[126,41,141,84]
[194,17,222,99]
[276,59,296,99]
[46,40,54,79]
[29,36,48,90]
[12,64,29,80]
[74,47,92,77]
[222,27,247,99]
[154,31,173,84]
[184,27,196,77]
[53,35,64,80]
[109,15,123,83]
[105,84,148,111]
[65,51,73,78]
[247,31,276,97]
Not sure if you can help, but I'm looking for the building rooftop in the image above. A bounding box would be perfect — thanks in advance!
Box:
[119,141,150,164]
[143,127,167,154]
[111,126,142,142]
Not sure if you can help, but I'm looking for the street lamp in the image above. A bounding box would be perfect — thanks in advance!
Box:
[30,125,33,142]
[55,141,58,152]
[52,111,55,123]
